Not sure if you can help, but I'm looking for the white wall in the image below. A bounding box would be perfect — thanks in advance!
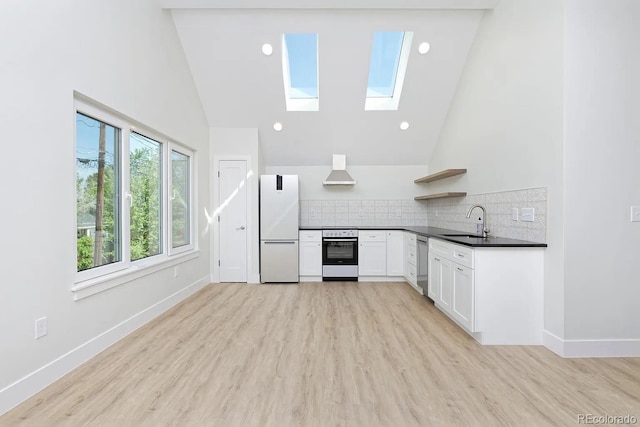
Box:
[425,0,565,337]
[564,0,640,341]
[264,165,429,200]
[210,128,261,283]
[0,0,209,413]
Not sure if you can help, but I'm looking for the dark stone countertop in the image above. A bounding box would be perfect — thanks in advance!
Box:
[299,226,547,248]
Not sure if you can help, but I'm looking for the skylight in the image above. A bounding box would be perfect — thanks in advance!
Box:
[365,31,414,111]
[282,33,319,111]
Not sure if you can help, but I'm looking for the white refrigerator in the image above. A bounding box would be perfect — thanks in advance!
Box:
[260,175,299,283]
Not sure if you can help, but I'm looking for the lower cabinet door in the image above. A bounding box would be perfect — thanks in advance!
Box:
[359,242,386,276]
[452,263,475,331]
[429,254,452,311]
[299,241,322,276]
[427,254,441,301]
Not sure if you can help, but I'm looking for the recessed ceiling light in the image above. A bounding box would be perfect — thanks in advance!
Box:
[418,42,430,55]
[262,43,273,56]
[273,122,283,132]
[400,121,410,131]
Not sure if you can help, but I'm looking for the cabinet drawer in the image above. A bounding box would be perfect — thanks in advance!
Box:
[406,233,416,245]
[429,238,452,257]
[358,231,386,242]
[452,245,474,269]
[407,245,417,266]
[429,238,474,269]
[406,263,417,285]
[299,230,322,242]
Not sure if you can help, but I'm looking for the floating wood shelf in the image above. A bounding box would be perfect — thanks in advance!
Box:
[414,192,467,201]
[414,168,467,184]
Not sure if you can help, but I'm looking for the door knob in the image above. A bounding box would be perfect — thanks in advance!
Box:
[236,225,246,230]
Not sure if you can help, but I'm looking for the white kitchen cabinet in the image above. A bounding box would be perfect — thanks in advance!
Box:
[358,231,386,276]
[429,238,472,331]
[451,262,474,332]
[299,231,322,279]
[428,237,544,345]
[403,232,419,291]
[428,252,452,312]
[386,231,404,277]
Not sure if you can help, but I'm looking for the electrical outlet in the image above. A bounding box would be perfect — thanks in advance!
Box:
[521,208,535,222]
[310,208,316,218]
[512,208,519,221]
[35,317,47,339]
[174,266,179,278]
[631,206,640,222]
[395,208,402,218]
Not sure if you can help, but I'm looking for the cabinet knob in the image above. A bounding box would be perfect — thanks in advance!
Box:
[457,267,463,272]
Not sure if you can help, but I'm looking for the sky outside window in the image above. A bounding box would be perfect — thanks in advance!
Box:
[283,33,318,99]
[367,32,405,98]
[365,31,413,111]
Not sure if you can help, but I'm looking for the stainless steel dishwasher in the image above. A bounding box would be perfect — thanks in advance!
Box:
[416,236,429,297]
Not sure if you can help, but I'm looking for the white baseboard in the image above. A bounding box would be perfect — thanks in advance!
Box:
[543,330,565,356]
[543,330,640,358]
[0,276,210,416]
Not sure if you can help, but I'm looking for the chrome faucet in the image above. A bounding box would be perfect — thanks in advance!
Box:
[466,204,490,238]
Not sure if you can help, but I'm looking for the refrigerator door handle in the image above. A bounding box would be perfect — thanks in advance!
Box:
[263,241,296,244]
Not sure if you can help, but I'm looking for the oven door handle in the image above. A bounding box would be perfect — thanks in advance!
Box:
[323,238,358,242]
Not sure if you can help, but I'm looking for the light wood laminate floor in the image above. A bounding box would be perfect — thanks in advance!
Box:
[2,282,639,426]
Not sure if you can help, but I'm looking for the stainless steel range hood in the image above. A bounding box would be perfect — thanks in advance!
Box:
[323,154,357,185]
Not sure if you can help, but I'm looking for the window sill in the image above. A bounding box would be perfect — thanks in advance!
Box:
[71,250,200,301]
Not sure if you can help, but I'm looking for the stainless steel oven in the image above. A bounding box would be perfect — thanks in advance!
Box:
[322,229,358,281]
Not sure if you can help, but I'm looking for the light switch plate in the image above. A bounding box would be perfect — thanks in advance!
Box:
[521,208,535,222]
[512,208,519,221]
[631,206,640,222]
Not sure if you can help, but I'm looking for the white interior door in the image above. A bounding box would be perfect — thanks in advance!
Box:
[219,160,247,282]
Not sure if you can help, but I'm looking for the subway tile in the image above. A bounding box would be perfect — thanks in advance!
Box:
[375,206,389,215]
[307,218,322,227]
[349,206,362,215]
[349,200,362,208]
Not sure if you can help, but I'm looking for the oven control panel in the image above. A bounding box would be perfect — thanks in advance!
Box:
[322,229,358,238]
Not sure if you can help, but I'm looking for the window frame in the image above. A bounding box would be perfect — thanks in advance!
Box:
[365,31,414,111]
[73,98,196,291]
[168,144,195,256]
[128,129,167,265]
[75,101,131,283]
[281,33,320,112]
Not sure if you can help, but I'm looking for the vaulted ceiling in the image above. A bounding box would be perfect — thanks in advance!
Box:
[163,1,498,166]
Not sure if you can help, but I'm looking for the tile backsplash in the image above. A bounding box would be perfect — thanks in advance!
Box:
[299,187,547,243]
[425,187,547,243]
[300,199,428,227]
